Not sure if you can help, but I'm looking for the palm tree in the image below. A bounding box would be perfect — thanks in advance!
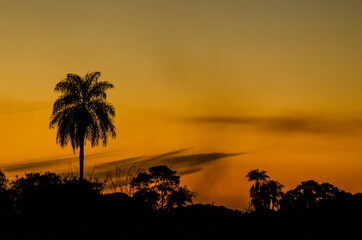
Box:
[267,180,284,210]
[246,169,270,211]
[49,72,116,180]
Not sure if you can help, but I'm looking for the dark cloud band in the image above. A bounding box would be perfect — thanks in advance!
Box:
[0,149,243,178]
[188,116,362,135]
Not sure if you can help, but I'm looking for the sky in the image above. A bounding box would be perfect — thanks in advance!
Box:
[0,0,361,209]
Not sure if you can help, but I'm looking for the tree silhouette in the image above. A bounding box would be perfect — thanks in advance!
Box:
[0,170,7,190]
[49,72,116,180]
[149,166,180,209]
[246,169,270,212]
[167,186,196,209]
[131,165,195,210]
[279,180,352,212]
[0,170,11,222]
[267,180,284,210]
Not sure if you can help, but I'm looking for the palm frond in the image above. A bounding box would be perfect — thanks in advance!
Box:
[87,81,115,100]
[54,74,82,94]
[50,71,116,150]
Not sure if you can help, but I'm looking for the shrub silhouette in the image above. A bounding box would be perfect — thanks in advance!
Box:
[0,167,361,239]
[0,167,360,239]
[10,172,104,226]
[0,170,7,189]
[0,170,12,226]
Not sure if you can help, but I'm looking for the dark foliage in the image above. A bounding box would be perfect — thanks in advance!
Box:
[0,169,360,239]
[246,169,284,212]
[0,170,12,226]
[279,180,359,214]
[130,165,195,210]
[167,186,196,209]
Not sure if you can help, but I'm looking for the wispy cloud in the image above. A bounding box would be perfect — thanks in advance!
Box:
[0,156,78,173]
[188,116,362,135]
[0,149,243,178]
[0,98,48,114]
[92,149,243,178]
[0,151,119,174]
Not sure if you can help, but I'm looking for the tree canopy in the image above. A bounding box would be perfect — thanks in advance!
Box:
[131,165,194,210]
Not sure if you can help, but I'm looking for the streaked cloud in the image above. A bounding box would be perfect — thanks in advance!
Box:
[187,116,362,135]
[0,151,118,174]
[0,98,48,114]
[1,157,77,173]
[92,150,243,178]
[0,149,243,179]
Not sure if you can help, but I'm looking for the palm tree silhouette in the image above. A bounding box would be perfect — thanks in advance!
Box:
[246,169,270,211]
[49,72,116,180]
[267,180,284,210]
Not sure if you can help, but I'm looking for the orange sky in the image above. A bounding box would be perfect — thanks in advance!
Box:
[0,0,361,209]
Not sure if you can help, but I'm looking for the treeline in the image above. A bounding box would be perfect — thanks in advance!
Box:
[246,169,362,214]
[0,167,361,240]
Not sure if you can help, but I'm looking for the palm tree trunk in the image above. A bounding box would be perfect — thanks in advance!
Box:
[79,135,85,181]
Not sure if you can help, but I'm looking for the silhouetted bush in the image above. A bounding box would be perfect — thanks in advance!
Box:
[0,168,360,239]
[11,172,103,218]
[0,170,12,227]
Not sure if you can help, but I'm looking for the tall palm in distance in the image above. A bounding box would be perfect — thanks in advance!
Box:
[49,72,116,180]
[246,169,270,199]
[246,169,285,212]
[267,180,284,210]
[246,169,270,211]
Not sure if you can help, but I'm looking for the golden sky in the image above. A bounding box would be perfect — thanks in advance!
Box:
[0,0,361,209]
